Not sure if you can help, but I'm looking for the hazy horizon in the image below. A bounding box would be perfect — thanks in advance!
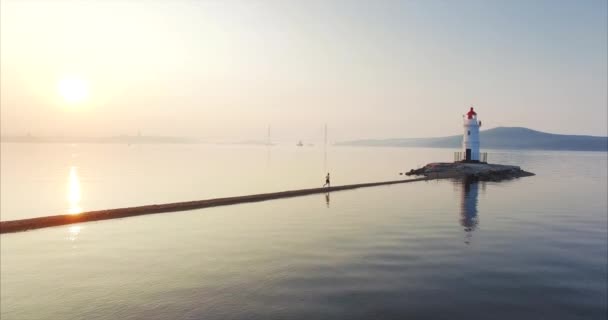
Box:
[1,126,608,144]
[1,0,607,142]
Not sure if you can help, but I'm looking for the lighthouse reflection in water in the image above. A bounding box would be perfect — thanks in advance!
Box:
[457,177,484,244]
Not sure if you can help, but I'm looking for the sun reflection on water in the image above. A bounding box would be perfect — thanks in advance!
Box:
[67,225,81,241]
[68,166,82,214]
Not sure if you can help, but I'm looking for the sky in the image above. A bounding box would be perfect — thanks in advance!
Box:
[1,0,606,142]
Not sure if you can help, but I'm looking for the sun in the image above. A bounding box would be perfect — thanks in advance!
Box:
[58,76,89,104]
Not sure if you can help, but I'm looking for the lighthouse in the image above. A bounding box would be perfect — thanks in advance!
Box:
[462,107,481,162]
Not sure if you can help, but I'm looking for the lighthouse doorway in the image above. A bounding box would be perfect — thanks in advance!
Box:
[465,149,471,161]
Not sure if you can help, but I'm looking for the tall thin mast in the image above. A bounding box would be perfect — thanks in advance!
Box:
[267,125,271,146]
[324,124,328,172]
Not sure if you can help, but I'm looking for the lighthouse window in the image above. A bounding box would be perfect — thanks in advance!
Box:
[467,130,470,136]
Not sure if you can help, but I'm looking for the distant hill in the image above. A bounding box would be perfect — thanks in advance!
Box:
[337,127,608,151]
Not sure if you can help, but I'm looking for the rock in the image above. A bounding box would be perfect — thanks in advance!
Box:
[406,168,425,176]
[406,162,534,181]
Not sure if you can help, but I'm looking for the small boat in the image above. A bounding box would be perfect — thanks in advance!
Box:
[296,140,304,147]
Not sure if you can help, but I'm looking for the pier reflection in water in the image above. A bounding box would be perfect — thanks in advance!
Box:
[457,178,484,244]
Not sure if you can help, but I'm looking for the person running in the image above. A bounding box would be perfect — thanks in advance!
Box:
[323,173,330,188]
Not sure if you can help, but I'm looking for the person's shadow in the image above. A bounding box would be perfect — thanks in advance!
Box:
[325,192,330,208]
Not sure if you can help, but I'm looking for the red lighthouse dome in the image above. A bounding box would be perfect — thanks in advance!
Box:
[466,107,477,119]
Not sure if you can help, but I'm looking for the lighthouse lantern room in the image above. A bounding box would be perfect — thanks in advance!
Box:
[462,107,481,162]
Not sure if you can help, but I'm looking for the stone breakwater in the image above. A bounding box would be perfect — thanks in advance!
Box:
[1,177,429,234]
[405,162,535,181]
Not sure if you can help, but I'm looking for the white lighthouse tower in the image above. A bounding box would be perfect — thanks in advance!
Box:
[462,107,481,162]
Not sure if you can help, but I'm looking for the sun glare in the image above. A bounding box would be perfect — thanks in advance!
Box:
[58,76,89,104]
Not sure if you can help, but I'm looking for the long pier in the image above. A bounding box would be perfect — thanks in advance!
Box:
[1,177,429,234]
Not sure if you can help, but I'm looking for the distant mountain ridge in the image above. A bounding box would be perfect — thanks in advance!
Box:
[337,127,608,151]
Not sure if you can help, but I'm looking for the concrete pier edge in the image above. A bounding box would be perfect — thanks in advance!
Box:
[1,177,430,234]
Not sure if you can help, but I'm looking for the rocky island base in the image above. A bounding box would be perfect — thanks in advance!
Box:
[405,162,535,181]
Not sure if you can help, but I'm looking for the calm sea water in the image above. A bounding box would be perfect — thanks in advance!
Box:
[1,143,607,319]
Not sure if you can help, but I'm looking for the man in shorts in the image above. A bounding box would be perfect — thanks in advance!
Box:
[323,173,330,188]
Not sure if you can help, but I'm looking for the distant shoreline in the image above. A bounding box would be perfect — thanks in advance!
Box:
[0,137,276,146]
[2,140,605,152]
[0,136,197,144]
[333,144,608,152]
